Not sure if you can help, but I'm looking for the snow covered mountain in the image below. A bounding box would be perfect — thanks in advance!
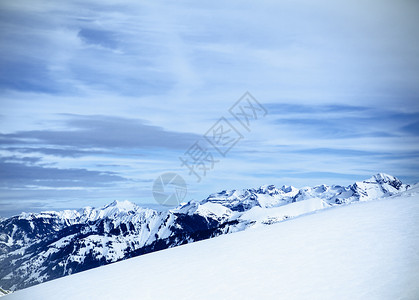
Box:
[0,173,411,292]
[4,181,419,300]
[0,288,10,297]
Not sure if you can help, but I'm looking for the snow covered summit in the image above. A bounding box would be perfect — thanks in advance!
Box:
[0,173,413,292]
[5,184,419,300]
[203,172,409,210]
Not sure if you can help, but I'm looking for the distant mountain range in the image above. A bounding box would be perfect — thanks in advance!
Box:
[0,173,411,291]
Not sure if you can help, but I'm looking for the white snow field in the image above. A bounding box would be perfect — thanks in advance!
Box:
[5,189,419,300]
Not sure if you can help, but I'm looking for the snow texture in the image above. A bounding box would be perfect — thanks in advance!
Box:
[5,185,419,300]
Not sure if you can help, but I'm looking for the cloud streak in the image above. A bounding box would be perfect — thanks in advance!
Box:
[0,114,200,150]
[0,159,126,188]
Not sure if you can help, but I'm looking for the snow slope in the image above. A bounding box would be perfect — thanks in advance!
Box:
[5,187,419,300]
[2,173,409,291]
[0,289,10,297]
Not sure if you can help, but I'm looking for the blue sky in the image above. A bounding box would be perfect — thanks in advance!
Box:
[1,0,418,216]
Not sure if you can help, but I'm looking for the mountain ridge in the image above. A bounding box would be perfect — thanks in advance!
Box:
[4,182,419,300]
[0,173,411,291]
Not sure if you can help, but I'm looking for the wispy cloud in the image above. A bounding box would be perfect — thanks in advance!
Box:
[4,147,108,158]
[401,121,419,136]
[0,114,200,149]
[0,157,126,188]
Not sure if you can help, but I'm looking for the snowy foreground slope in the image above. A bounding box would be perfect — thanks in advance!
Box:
[5,186,419,300]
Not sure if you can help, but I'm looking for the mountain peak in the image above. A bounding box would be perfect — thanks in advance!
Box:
[1,173,413,292]
[90,200,140,219]
[366,173,403,189]
[372,172,397,182]
[105,200,137,211]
